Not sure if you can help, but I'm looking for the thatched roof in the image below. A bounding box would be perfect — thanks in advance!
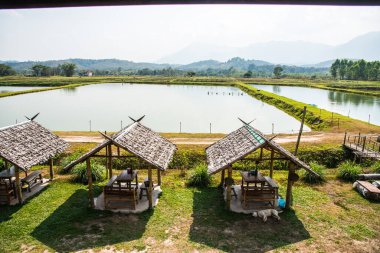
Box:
[206,124,316,175]
[63,122,177,171]
[0,121,68,171]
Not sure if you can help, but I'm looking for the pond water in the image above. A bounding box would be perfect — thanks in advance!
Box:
[0,83,309,133]
[252,84,380,126]
[0,86,42,93]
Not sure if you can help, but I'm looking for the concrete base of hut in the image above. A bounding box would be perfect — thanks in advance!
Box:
[10,178,50,205]
[94,184,162,214]
[224,185,280,214]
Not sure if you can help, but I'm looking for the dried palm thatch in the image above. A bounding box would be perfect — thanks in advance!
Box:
[0,121,68,171]
[206,124,317,175]
[63,122,177,171]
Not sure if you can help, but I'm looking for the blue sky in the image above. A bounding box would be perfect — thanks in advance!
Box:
[0,5,379,62]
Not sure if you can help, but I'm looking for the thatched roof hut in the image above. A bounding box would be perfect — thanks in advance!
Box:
[64,121,177,209]
[206,123,317,209]
[0,120,68,204]
[0,121,68,171]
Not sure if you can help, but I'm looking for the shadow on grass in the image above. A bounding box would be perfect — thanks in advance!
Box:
[31,189,153,252]
[0,184,50,223]
[189,187,310,252]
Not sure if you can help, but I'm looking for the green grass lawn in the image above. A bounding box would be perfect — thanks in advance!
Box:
[0,168,379,252]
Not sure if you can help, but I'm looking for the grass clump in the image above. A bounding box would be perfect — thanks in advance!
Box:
[71,162,106,184]
[301,162,326,184]
[370,161,380,173]
[187,163,211,188]
[337,161,362,181]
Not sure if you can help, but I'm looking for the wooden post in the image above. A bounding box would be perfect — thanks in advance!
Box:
[259,148,263,160]
[15,166,22,204]
[108,144,113,178]
[4,160,8,170]
[157,168,161,186]
[285,164,295,209]
[86,158,94,208]
[362,136,367,152]
[49,158,54,181]
[294,106,307,156]
[358,133,361,145]
[269,149,274,178]
[343,132,347,145]
[220,169,225,187]
[226,166,232,210]
[148,167,153,209]
[117,146,120,157]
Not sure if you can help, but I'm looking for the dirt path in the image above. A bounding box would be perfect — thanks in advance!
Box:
[60,132,344,145]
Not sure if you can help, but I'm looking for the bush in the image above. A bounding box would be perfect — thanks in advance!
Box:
[337,161,362,181]
[71,162,106,184]
[371,161,380,173]
[301,162,326,184]
[0,159,4,170]
[59,151,85,174]
[187,163,211,188]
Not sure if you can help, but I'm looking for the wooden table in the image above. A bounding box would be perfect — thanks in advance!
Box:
[240,171,267,188]
[116,169,138,189]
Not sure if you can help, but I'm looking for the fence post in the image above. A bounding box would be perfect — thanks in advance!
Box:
[343,132,347,145]
[362,136,366,152]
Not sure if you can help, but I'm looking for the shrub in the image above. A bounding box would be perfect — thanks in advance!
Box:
[301,162,326,184]
[371,161,380,173]
[187,163,211,188]
[337,161,362,181]
[59,151,85,174]
[0,159,4,170]
[71,162,106,184]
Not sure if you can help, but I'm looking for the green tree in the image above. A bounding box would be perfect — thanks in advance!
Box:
[273,66,283,78]
[243,70,253,78]
[0,64,16,76]
[186,71,196,77]
[60,63,76,77]
[330,59,339,79]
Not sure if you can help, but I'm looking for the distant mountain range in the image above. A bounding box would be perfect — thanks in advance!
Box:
[158,31,380,65]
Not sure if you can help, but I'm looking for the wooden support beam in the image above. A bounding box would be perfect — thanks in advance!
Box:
[117,146,120,156]
[86,158,94,208]
[226,166,232,210]
[157,168,161,186]
[15,166,22,204]
[108,144,113,178]
[294,106,307,156]
[259,148,263,160]
[269,149,274,178]
[148,167,153,209]
[220,168,225,187]
[285,163,295,209]
[49,158,54,181]
[4,159,8,170]
[343,132,347,145]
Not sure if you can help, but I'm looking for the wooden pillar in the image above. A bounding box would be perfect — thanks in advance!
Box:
[15,166,22,204]
[285,163,295,209]
[148,167,153,209]
[343,132,347,145]
[117,146,120,157]
[157,168,161,186]
[362,136,367,152]
[220,169,225,187]
[259,148,263,160]
[269,149,274,178]
[226,166,232,210]
[86,158,94,208]
[49,158,54,181]
[108,144,113,178]
[4,160,8,170]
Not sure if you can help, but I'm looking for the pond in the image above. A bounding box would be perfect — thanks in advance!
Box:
[0,86,43,93]
[252,84,380,126]
[0,83,309,133]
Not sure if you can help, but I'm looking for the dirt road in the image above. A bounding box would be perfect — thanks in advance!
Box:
[60,132,344,145]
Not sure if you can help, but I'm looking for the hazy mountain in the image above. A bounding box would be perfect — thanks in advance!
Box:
[178,58,272,71]
[302,60,335,68]
[159,31,380,65]
[5,58,175,72]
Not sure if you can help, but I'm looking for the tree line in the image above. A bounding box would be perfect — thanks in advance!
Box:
[330,59,380,81]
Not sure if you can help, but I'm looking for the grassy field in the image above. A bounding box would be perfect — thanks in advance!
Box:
[0,166,379,253]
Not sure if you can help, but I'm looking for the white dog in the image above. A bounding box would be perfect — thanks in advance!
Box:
[252,209,281,222]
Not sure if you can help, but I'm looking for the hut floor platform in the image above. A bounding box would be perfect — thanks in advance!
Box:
[223,185,281,214]
[10,178,50,205]
[94,184,162,214]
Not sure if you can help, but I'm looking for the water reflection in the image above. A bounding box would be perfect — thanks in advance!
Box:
[61,87,77,95]
[252,84,380,126]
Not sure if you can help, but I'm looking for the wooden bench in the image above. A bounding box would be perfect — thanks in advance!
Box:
[241,184,277,209]
[0,181,15,205]
[355,180,380,200]
[104,176,138,209]
[21,170,42,192]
